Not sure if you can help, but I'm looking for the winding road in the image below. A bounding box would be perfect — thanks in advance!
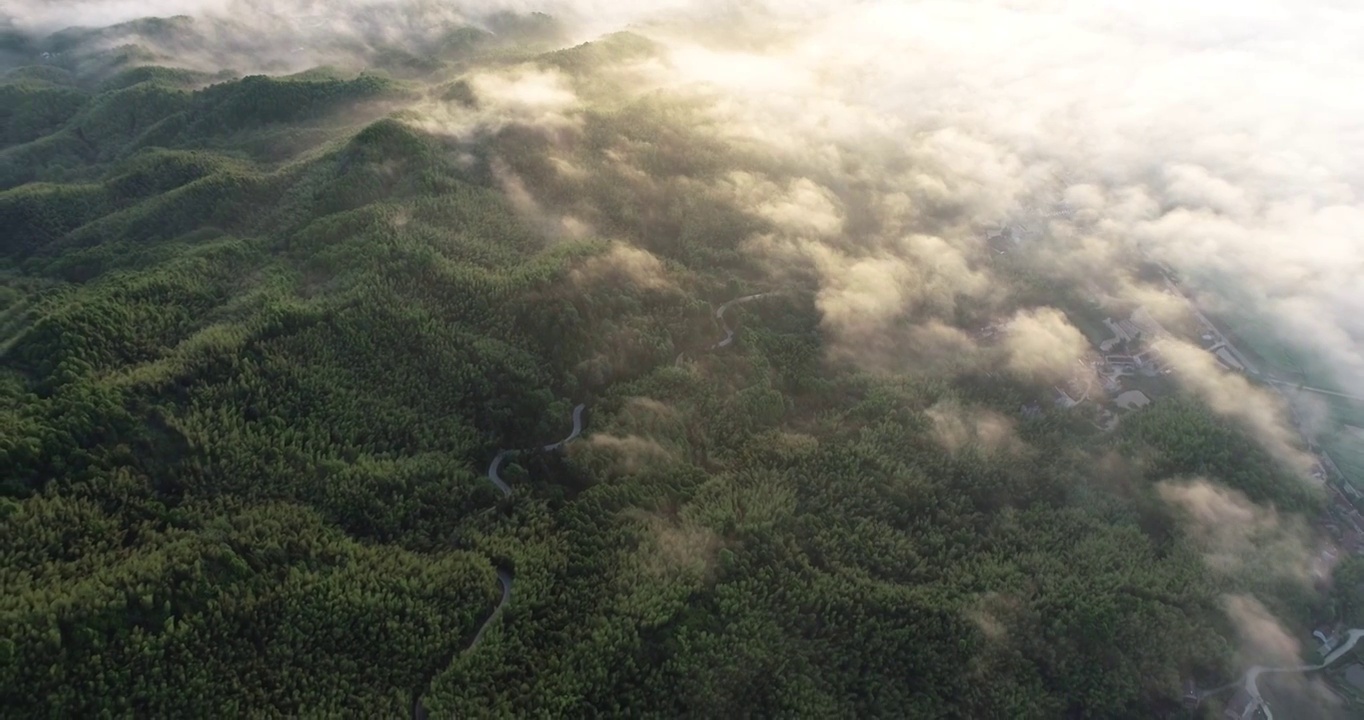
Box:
[1244,629,1364,718]
[1194,628,1364,716]
[1263,378,1364,403]
[486,292,775,499]
[485,403,587,496]
[413,404,582,719]
[709,292,775,350]
[542,403,586,452]
[466,569,513,650]
[415,293,777,716]
[412,569,514,720]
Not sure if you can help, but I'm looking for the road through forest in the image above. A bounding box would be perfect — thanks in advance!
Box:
[1245,629,1364,719]
[413,292,776,718]
[1195,628,1364,717]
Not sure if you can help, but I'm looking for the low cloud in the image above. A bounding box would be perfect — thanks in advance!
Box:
[466,66,582,131]
[745,230,993,373]
[573,433,675,477]
[1001,307,1089,384]
[1158,478,1313,584]
[24,0,1360,399]
[1223,593,1301,666]
[725,173,845,240]
[964,592,1021,643]
[620,395,678,418]
[926,400,1024,457]
[615,397,689,439]
[569,243,676,293]
[402,64,583,154]
[625,509,722,581]
[1158,341,1312,474]
[490,156,591,241]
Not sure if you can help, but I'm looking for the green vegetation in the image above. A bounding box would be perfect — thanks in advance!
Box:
[1198,293,1345,394]
[1318,399,1364,490]
[1188,280,1364,489]
[0,14,1352,719]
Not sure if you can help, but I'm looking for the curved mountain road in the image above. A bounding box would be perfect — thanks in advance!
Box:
[710,292,774,350]
[486,451,513,497]
[1245,628,1364,718]
[418,293,776,717]
[1194,628,1364,716]
[485,403,587,494]
[415,404,583,720]
[412,569,514,720]
[542,403,586,452]
[445,287,1352,719]
[466,569,513,650]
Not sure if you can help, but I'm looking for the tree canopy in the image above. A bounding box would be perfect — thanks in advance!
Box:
[1,13,1353,719]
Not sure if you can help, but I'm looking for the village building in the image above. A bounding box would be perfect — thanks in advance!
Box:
[1223,689,1262,720]
[1313,625,1344,657]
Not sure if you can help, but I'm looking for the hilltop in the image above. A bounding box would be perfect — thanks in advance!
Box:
[2,11,1359,719]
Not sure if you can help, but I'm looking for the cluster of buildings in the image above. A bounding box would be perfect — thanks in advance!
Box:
[1061,306,1174,418]
[1319,482,1364,559]
[985,198,1076,256]
[1097,304,1175,368]
[1220,688,1263,720]
[1160,275,1261,376]
[981,305,1170,421]
[990,191,1364,717]
[1052,359,1098,409]
[986,203,1356,473]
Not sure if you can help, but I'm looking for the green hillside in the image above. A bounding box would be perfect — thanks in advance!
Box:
[0,13,1342,720]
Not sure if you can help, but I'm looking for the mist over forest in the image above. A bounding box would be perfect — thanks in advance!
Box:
[3,1,1363,718]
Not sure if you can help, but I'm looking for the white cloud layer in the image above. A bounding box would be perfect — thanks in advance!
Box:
[8,0,1362,407]
[12,1,1362,683]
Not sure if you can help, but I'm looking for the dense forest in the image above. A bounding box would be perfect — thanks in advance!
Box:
[1,11,1356,719]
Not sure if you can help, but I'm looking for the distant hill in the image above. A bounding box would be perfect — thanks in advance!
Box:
[1,10,1343,720]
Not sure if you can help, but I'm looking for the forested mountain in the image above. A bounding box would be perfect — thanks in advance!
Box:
[0,10,1353,719]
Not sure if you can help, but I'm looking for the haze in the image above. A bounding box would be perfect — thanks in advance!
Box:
[14,0,1356,396]
[7,1,1364,716]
